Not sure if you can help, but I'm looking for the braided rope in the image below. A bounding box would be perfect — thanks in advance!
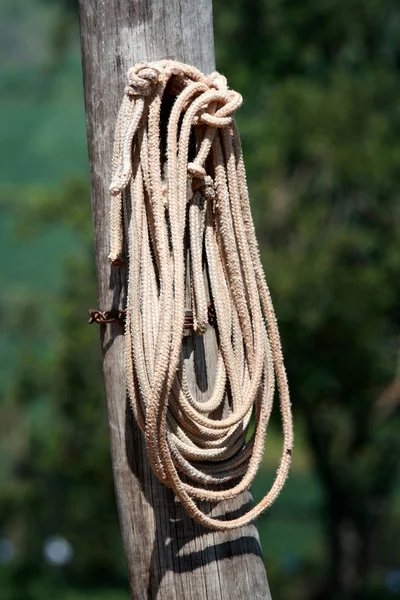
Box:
[109,60,293,531]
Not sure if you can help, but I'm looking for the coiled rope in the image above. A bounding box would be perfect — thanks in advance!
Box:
[109,60,293,531]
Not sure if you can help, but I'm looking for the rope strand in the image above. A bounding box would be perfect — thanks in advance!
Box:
[109,60,293,530]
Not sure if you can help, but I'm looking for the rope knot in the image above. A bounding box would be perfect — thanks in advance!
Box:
[188,162,206,179]
[206,72,228,91]
[195,90,243,128]
[126,64,162,96]
[192,175,215,203]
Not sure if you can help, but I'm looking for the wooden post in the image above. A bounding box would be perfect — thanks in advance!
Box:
[78,1,271,597]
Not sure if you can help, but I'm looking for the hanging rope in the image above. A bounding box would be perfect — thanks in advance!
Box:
[108,60,293,531]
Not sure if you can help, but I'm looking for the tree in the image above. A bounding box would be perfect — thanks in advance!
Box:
[214,0,400,597]
[0,182,128,599]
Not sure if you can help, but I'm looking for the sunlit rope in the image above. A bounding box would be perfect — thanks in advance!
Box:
[108,60,293,531]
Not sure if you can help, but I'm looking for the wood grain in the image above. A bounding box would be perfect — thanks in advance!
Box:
[78,1,270,597]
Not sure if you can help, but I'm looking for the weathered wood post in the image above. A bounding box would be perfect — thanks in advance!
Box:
[78,1,271,597]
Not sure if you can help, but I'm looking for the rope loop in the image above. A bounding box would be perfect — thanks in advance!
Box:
[192,90,243,128]
[108,60,293,531]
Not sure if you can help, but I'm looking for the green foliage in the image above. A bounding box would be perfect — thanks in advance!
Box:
[2,0,400,599]
[0,182,128,597]
[213,1,400,596]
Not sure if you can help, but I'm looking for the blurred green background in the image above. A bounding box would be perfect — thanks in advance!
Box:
[1,0,400,598]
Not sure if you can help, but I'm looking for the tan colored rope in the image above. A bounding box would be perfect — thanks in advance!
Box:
[109,60,293,531]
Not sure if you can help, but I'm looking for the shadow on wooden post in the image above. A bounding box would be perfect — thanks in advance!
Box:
[124,402,268,599]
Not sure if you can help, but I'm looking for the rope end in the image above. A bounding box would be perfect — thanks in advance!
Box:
[108,252,124,267]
